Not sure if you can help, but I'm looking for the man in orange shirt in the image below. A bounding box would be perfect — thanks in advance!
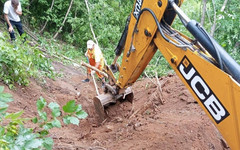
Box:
[82,40,105,85]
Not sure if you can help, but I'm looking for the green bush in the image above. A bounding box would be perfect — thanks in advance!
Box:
[0,86,88,150]
[0,33,55,88]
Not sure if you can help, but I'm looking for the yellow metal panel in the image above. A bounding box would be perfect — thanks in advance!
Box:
[154,32,240,150]
[117,0,168,88]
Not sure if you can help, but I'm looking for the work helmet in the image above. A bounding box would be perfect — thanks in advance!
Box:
[87,40,95,49]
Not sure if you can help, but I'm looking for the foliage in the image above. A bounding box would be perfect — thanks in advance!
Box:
[213,0,240,62]
[1,0,240,82]
[171,0,240,65]
[0,33,55,88]
[144,52,172,77]
[18,0,134,60]
[0,86,88,149]
[87,0,134,64]
[37,36,84,63]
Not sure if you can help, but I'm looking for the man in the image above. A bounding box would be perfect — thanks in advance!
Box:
[3,0,24,41]
[82,40,105,85]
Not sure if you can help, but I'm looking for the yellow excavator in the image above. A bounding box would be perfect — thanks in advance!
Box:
[84,0,240,149]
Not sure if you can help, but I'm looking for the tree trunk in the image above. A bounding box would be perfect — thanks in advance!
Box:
[210,0,228,36]
[53,0,74,39]
[220,0,228,12]
[200,0,207,26]
[39,0,55,34]
[210,0,217,36]
[84,0,99,45]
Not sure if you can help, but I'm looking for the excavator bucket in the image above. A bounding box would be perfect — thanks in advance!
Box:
[93,87,134,122]
[93,93,115,122]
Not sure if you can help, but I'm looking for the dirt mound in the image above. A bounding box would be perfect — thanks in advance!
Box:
[2,62,228,150]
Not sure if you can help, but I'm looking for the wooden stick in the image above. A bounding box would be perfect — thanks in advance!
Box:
[84,0,99,46]
[155,71,164,105]
[81,61,108,78]
[91,73,100,95]
[144,71,164,104]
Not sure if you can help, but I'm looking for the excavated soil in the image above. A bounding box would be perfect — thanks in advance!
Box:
[1,61,229,150]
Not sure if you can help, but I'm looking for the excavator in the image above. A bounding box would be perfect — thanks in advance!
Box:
[82,0,240,149]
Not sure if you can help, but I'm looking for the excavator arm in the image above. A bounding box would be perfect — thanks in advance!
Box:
[92,0,240,149]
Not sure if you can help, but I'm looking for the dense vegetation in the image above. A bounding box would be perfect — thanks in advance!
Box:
[0,0,239,78]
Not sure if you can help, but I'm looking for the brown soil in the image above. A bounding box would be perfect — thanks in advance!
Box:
[1,61,229,150]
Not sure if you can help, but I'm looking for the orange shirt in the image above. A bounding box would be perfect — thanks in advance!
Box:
[86,45,105,78]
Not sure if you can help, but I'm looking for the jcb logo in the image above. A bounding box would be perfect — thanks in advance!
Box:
[178,56,229,124]
[133,0,143,19]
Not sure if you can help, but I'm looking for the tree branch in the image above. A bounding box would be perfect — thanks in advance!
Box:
[53,0,74,39]
[39,0,55,34]
[84,0,99,45]
[210,0,228,36]
[220,0,228,12]
[200,0,207,26]
[210,0,217,36]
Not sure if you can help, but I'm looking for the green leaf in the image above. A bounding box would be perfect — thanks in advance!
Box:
[51,118,61,128]
[0,86,4,93]
[0,93,12,98]
[48,102,61,117]
[39,130,49,136]
[69,116,79,126]
[32,117,38,124]
[14,126,39,147]
[12,119,26,125]
[0,106,8,113]
[0,101,8,113]
[43,122,53,130]
[0,126,5,136]
[5,110,24,119]
[43,137,54,150]
[76,104,82,112]
[38,111,47,121]
[76,110,88,119]
[63,116,71,125]
[63,100,77,113]
[37,97,47,111]
[0,93,13,103]
[25,139,43,149]
[0,139,9,145]
[0,101,8,108]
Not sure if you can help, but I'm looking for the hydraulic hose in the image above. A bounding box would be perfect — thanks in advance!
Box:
[115,16,130,56]
[169,0,240,83]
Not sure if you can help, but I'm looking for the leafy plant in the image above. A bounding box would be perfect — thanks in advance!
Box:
[34,97,88,128]
[0,33,56,88]
[0,86,88,149]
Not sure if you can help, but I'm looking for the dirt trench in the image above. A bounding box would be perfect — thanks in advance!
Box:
[2,61,229,150]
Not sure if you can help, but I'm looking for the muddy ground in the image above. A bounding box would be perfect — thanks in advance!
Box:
[1,61,229,150]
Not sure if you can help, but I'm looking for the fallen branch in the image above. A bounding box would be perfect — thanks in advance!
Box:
[144,72,155,84]
[144,71,164,104]
[155,71,164,105]
[129,100,153,119]
[81,61,108,78]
